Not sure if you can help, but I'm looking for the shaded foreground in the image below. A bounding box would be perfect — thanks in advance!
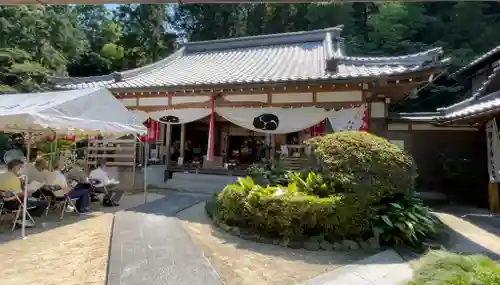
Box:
[178,202,372,285]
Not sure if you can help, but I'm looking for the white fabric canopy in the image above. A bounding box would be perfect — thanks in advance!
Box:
[0,88,146,135]
[147,108,211,124]
[216,107,329,134]
[327,105,366,132]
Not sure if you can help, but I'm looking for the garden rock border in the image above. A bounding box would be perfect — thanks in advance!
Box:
[212,217,381,252]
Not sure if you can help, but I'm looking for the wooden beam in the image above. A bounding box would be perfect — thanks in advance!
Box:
[111,83,364,97]
[489,183,500,213]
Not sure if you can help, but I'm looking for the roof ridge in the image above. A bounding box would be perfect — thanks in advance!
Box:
[183,26,343,54]
[183,25,343,47]
[450,44,500,78]
[343,47,443,60]
[439,65,500,114]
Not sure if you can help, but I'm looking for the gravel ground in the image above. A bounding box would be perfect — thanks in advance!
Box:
[178,202,370,285]
[0,193,165,285]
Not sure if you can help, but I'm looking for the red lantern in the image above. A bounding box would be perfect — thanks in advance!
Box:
[63,135,76,142]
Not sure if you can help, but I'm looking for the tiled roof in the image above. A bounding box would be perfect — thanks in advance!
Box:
[450,45,500,78]
[400,65,500,123]
[437,65,500,121]
[50,26,448,90]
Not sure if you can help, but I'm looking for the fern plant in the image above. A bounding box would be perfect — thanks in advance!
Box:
[371,195,441,247]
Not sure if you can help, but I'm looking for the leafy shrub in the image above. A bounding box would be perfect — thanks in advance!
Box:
[307,131,417,199]
[288,171,334,198]
[246,161,288,186]
[212,176,375,240]
[371,195,441,247]
[407,250,500,285]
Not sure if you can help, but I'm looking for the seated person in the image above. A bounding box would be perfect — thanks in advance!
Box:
[66,160,97,201]
[89,160,123,207]
[66,160,88,184]
[49,163,91,213]
[0,159,49,227]
[27,158,59,201]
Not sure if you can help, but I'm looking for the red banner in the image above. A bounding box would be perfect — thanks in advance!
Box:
[310,120,325,137]
[359,107,369,132]
[140,119,159,143]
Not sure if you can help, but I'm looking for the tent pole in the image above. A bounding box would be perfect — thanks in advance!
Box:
[52,133,58,171]
[21,135,31,239]
[143,141,148,204]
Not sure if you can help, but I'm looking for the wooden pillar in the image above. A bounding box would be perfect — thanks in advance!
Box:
[207,96,215,161]
[159,123,166,164]
[179,123,186,165]
[271,134,276,162]
[488,183,500,213]
[165,124,172,166]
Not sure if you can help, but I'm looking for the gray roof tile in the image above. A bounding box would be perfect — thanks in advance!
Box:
[450,45,500,78]
[50,26,448,90]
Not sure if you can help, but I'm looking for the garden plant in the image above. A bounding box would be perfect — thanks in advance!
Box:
[407,250,500,285]
[207,131,441,248]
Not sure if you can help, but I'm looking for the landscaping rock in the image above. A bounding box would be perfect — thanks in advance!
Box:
[220,223,231,232]
[230,227,240,236]
[358,240,371,250]
[287,240,304,249]
[342,240,359,250]
[304,240,320,251]
[332,242,344,250]
[367,237,380,249]
[319,240,333,251]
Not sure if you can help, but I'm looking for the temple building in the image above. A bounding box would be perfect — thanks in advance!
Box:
[50,26,449,174]
[394,44,500,212]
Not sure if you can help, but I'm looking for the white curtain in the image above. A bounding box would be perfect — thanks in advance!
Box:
[147,108,211,124]
[216,107,329,134]
[327,105,366,132]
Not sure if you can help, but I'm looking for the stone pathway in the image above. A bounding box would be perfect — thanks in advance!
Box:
[106,192,224,285]
[298,250,413,285]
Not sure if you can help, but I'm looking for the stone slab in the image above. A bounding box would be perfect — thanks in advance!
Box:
[107,192,224,285]
[298,249,413,285]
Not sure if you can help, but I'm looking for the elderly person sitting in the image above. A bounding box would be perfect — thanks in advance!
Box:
[49,163,91,214]
[0,159,49,227]
[89,160,123,207]
[66,159,99,202]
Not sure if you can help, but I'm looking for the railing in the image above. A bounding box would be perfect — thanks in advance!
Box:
[280,144,312,157]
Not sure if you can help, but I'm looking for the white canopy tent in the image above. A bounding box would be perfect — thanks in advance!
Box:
[0,88,147,239]
[0,88,145,135]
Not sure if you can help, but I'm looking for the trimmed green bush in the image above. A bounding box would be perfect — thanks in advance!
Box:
[407,250,500,285]
[210,132,427,246]
[307,131,417,199]
[212,176,375,240]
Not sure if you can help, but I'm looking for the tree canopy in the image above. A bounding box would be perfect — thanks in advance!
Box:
[1,3,499,111]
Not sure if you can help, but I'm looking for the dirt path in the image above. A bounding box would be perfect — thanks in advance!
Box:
[178,202,370,285]
[0,214,113,285]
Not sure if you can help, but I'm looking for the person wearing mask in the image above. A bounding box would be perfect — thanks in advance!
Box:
[89,160,123,207]
[0,159,49,227]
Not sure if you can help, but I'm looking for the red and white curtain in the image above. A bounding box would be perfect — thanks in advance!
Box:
[327,104,368,132]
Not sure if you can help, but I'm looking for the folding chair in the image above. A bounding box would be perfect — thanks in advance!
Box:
[89,178,110,199]
[0,190,36,231]
[44,184,80,219]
